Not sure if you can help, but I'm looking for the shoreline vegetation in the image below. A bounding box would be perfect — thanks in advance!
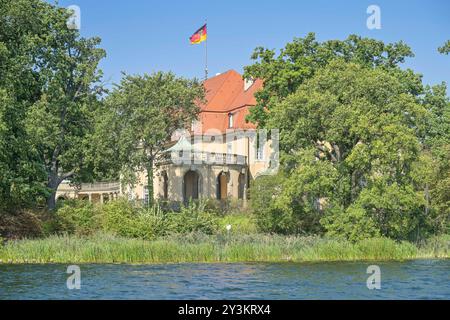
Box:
[1,233,448,265]
[0,199,448,265]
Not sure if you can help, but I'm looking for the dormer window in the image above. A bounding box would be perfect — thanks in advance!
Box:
[228,113,234,128]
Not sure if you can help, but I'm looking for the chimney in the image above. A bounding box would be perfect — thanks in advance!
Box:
[244,78,254,91]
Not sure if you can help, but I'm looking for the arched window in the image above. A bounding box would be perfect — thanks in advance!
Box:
[217,171,228,200]
[228,113,234,128]
[183,170,200,202]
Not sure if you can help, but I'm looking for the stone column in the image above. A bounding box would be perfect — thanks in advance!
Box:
[243,182,248,208]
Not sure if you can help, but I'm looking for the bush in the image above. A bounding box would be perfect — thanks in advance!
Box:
[321,205,380,242]
[98,199,157,239]
[249,174,289,233]
[166,200,218,235]
[50,199,220,239]
[218,213,258,235]
[132,205,168,239]
[0,210,44,239]
[54,200,99,236]
[97,199,219,239]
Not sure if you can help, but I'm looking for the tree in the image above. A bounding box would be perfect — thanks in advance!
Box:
[243,33,417,127]
[0,0,105,211]
[419,84,450,235]
[96,72,204,204]
[250,59,439,240]
[23,5,105,210]
[0,0,58,212]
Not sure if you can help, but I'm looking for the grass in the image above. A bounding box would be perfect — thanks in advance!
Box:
[217,213,258,235]
[0,233,448,264]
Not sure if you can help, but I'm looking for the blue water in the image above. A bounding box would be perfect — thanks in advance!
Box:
[0,260,448,299]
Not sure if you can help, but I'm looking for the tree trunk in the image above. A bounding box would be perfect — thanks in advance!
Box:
[146,158,154,206]
[46,173,60,211]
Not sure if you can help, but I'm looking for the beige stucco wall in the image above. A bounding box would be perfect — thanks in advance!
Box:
[56,132,274,206]
[121,132,275,204]
[128,164,247,202]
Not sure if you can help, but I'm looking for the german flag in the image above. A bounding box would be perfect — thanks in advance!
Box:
[189,24,207,44]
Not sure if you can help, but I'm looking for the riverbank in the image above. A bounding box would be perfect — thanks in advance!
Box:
[0,233,448,264]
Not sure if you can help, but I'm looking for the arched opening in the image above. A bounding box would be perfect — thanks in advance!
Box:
[79,194,89,201]
[183,170,199,202]
[238,173,246,200]
[57,196,66,202]
[162,171,169,200]
[217,171,228,200]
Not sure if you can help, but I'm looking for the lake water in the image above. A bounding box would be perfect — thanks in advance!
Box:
[0,260,448,299]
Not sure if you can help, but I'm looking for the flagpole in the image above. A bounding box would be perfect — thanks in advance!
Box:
[205,19,208,80]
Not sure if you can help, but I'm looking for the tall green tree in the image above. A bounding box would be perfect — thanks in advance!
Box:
[1,0,105,211]
[419,84,450,234]
[0,0,57,211]
[95,72,204,204]
[243,33,418,127]
[250,59,446,240]
[22,3,105,210]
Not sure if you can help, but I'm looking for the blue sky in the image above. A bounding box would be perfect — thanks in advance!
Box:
[52,0,449,89]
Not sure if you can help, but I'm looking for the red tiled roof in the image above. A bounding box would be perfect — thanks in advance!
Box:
[197,70,262,133]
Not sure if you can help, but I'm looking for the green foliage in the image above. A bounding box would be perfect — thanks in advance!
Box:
[0,0,105,211]
[91,72,205,203]
[354,182,425,240]
[54,200,99,236]
[2,233,448,264]
[218,214,258,235]
[249,174,288,233]
[0,0,54,212]
[98,199,155,239]
[248,52,449,241]
[166,200,219,235]
[438,40,450,55]
[47,199,218,240]
[420,84,450,235]
[243,33,416,127]
[321,205,380,242]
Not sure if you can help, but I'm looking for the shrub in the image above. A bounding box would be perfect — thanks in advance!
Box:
[321,205,380,242]
[218,213,258,235]
[166,200,218,235]
[98,199,171,240]
[99,199,143,238]
[54,200,99,236]
[132,205,168,239]
[249,174,288,233]
[0,210,44,239]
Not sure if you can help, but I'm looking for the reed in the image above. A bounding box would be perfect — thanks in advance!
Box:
[0,233,448,264]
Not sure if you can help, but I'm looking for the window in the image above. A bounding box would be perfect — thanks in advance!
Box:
[162,171,168,200]
[228,113,234,128]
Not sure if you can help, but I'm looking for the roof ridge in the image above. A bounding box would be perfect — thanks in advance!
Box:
[203,70,235,107]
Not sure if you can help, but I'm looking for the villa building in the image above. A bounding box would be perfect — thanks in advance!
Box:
[56,70,275,206]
